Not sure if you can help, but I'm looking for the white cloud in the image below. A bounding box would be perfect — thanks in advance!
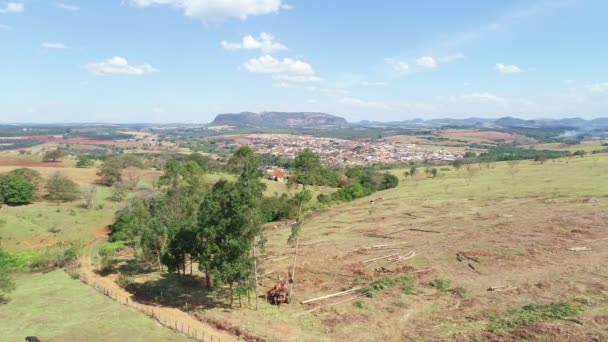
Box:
[495,63,522,73]
[281,3,293,10]
[0,24,11,30]
[587,82,608,93]
[244,55,320,82]
[415,56,437,69]
[129,0,284,23]
[86,56,159,76]
[438,53,465,63]
[386,53,463,74]
[221,32,287,54]
[0,2,24,14]
[56,3,80,11]
[384,58,409,73]
[339,97,388,109]
[152,107,164,113]
[42,42,67,49]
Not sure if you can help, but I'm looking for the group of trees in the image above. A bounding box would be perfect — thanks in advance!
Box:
[110,148,265,306]
[326,168,399,203]
[0,168,81,207]
[42,149,66,163]
[97,154,145,186]
[108,147,403,306]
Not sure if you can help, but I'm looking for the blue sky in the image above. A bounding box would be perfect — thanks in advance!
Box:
[1,0,608,123]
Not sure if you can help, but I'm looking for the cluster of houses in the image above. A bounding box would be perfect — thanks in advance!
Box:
[212,134,463,166]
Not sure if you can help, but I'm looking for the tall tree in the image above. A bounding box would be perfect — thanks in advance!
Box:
[228,147,266,309]
[291,148,323,189]
[286,189,312,301]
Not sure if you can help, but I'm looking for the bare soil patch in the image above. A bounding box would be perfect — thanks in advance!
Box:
[0,157,64,168]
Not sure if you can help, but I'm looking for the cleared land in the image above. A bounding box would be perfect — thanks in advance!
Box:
[192,155,608,341]
[0,270,190,341]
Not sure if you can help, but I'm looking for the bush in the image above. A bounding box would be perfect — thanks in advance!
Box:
[99,241,126,257]
[260,194,297,222]
[45,172,80,202]
[430,278,451,291]
[361,275,416,298]
[316,193,333,205]
[0,176,34,205]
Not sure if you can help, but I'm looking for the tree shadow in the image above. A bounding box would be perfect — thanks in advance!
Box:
[123,273,226,311]
[116,259,155,276]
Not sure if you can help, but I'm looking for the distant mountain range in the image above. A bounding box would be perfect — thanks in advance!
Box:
[209,112,349,129]
[357,116,608,129]
[207,112,608,130]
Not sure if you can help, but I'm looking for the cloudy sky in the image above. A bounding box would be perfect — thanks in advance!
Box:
[1,0,608,123]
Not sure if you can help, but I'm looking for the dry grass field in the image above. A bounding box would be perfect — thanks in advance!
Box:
[193,154,608,341]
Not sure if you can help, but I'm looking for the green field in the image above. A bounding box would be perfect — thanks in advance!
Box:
[0,270,190,341]
[0,186,119,251]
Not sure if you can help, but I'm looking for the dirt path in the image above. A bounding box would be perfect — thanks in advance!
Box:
[79,232,238,342]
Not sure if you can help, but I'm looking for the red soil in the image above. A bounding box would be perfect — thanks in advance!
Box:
[0,158,64,168]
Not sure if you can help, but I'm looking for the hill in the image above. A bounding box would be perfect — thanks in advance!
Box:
[358,116,608,129]
[209,112,349,129]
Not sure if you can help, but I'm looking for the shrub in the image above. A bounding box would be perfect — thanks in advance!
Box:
[0,176,34,205]
[99,241,126,257]
[430,278,451,291]
[45,172,80,202]
[316,193,333,205]
[361,275,416,298]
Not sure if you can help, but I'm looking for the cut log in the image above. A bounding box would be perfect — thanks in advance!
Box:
[294,296,363,317]
[488,285,517,292]
[409,228,441,234]
[568,247,591,252]
[364,252,401,263]
[301,287,363,304]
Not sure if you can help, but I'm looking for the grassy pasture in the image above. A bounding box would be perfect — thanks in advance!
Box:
[0,270,190,342]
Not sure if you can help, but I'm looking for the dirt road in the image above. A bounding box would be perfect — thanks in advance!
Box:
[79,232,238,342]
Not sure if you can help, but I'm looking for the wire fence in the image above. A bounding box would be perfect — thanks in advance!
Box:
[78,271,226,342]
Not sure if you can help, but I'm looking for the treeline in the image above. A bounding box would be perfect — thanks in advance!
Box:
[259,152,399,222]
[468,146,571,162]
[0,138,44,151]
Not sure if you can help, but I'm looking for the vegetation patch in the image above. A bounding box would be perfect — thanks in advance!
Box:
[361,274,416,298]
[488,302,583,333]
[430,278,451,291]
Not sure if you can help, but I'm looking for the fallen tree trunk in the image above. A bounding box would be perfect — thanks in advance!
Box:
[294,296,363,317]
[364,252,401,263]
[301,287,363,304]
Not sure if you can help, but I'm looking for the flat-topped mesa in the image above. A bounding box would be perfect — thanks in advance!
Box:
[209,112,349,129]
